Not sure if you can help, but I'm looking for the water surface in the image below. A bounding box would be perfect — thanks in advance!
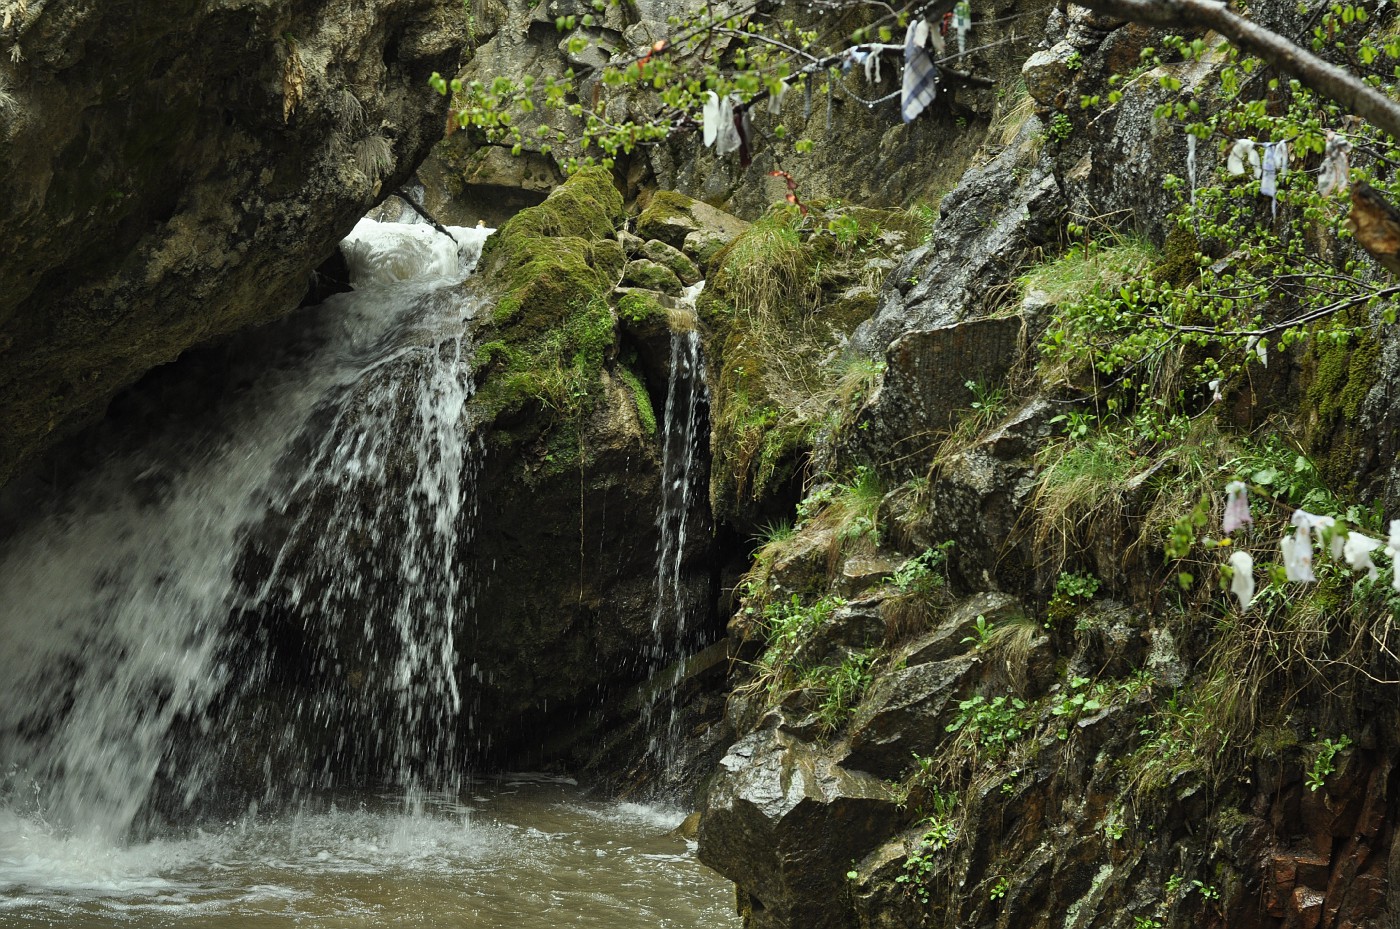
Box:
[0,777,738,928]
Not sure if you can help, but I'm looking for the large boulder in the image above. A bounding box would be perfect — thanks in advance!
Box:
[0,0,467,488]
[698,726,904,929]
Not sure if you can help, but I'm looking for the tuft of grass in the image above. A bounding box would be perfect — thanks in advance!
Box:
[1019,237,1157,307]
[337,87,367,131]
[986,612,1042,687]
[1031,431,1135,570]
[712,207,813,321]
[353,135,394,183]
[991,80,1035,147]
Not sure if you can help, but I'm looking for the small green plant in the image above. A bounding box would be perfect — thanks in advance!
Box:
[1306,734,1352,791]
[892,541,955,595]
[1055,572,1102,601]
[896,791,958,904]
[1045,571,1101,629]
[960,614,995,650]
[946,694,1030,754]
[1051,676,1107,739]
[989,876,1010,900]
[1045,111,1074,143]
[747,594,848,697]
[1048,409,1097,440]
[1065,50,1084,70]
[806,650,876,733]
[965,378,1008,422]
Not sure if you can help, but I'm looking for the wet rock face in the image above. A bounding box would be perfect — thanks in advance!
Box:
[844,315,1025,476]
[851,124,1063,354]
[698,726,905,929]
[0,0,467,487]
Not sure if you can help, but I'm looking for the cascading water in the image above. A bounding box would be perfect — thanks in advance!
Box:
[642,290,712,779]
[0,217,491,842]
[0,215,738,927]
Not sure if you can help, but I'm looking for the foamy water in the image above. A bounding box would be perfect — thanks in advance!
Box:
[0,781,736,928]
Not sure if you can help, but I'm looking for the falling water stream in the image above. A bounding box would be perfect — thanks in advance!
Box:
[643,299,711,778]
[0,216,737,926]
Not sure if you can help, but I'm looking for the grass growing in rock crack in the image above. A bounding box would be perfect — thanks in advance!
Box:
[883,541,955,640]
[804,650,876,733]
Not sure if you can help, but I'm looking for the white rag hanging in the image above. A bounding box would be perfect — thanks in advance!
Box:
[715,94,741,156]
[768,80,789,116]
[1186,133,1197,206]
[1260,140,1288,215]
[863,46,883,84]
[901,20,938,123]
[1226,139,1261,178]
[930,24,946,56]
[702,92,721,148]
[1318,131,1351,196]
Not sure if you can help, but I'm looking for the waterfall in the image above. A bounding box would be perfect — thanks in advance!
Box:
[643,289,711,777]
[0,217,491,842]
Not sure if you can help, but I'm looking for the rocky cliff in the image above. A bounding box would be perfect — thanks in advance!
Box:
[0,0,466,486]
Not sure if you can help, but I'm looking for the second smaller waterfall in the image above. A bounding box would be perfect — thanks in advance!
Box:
[643,289,711,778]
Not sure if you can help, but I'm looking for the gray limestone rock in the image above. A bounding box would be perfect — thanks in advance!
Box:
[698,727,904,929]
[844,315,1025,476]
[851,122,1063,355]
[0,0,468,487]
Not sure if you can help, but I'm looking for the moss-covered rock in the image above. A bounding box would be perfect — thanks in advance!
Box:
[473,167,627,432]
[640,239,702,285]
[1301,315,1382,493]
[637,189,750,252]
[479,166,625,331]
[622,258,683,295]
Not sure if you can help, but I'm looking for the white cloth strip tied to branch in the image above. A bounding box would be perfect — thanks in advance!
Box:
[1343,531,1383,582]
[1222,481,1252,534]
[702,92,721,147]
[1386,520,1400,592]
[1281,509,1335,582]
[1229,549,1255,611]
[768,80,788,116]
[1227,138,1262,178]
[1187,133,1197,206]
[952,0,972,56]
[1260,140,1288,216]
[865,46,882,84]
[1318,130,1352,196]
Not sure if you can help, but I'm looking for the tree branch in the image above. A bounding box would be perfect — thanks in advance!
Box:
[1073,0,1400,140]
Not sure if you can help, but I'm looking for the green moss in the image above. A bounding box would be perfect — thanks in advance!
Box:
[1155,225,1206,288]
[621,259,682,295]
[617,364,657,436]
[636,190,697,244]
[588,238,626,283]
[473,169,626,451]
[640,239,701,284]
[617,291,667,325]
[480,168,623,328]
[1303,318,1381,492]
